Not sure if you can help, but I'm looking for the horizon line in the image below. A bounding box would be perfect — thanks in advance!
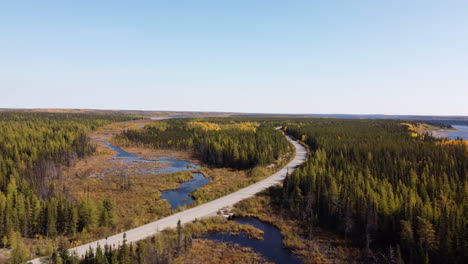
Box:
[1,107,468,118]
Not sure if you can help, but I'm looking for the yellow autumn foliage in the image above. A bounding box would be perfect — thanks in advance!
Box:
[401,123,419,137]
[401,122,435,137]
[188,121,221,131]
[225,121,259,132]
[188,121,259,132]
[437,140,468,150]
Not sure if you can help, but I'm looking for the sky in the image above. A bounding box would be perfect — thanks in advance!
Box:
[1,0,467,115]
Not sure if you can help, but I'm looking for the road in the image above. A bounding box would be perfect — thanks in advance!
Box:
[30,135,307,263]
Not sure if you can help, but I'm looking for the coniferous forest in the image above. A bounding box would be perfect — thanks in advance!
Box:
[0,112,135,250]
[0,114,291,263]
[116,118,290,169]
[1,113,466,264]
[282,119,467,263]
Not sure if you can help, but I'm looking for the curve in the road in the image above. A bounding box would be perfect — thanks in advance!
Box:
[30,135,307,263]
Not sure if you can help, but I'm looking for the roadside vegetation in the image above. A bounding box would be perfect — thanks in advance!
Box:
[53,217,269,264]
[67,187,359,264]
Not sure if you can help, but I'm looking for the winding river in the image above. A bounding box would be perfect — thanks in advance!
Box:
[96,137,299,261]
[161,173,211,209]
[94,137,211,209]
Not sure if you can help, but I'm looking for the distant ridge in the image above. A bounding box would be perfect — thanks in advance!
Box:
[302,114,468,120]
[1,108,467,121]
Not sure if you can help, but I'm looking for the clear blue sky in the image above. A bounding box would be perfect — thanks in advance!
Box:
[1,1,467,115]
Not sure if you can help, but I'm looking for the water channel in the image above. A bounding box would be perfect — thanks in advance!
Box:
[94,137,211,209]
[206,217,302,264]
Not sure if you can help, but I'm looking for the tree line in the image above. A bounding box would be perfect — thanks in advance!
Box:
[116,118,290,169]
[281,119,467,263]
[50,220,192,264]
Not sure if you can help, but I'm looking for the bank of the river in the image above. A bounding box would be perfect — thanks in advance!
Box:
[432,125,468,140]
[93,136,211,209]
[161,172,212,209]
[403,121,468,141]
[430,127,458,139]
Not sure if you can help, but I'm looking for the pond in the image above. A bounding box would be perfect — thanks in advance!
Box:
[206,217,302,264]
[93,137,210,209]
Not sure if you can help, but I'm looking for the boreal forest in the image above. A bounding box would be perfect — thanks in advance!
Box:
[71,118,467,264]
[0,112,135,249]
[116,118,290,170]
[282,119,467,263]
[0,112,466,264]
[0,113,292,263]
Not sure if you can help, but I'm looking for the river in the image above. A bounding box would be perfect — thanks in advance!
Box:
[445,125,468,140]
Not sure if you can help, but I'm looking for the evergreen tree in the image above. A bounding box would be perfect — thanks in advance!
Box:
[136,241,147,264]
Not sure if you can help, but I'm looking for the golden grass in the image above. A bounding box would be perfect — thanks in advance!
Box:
[61,158,198,227]
[187,217,264,240]
[173,239,272,264]
[192,144,294,204]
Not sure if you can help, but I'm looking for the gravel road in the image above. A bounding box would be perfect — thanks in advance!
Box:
[29,134,307,263]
